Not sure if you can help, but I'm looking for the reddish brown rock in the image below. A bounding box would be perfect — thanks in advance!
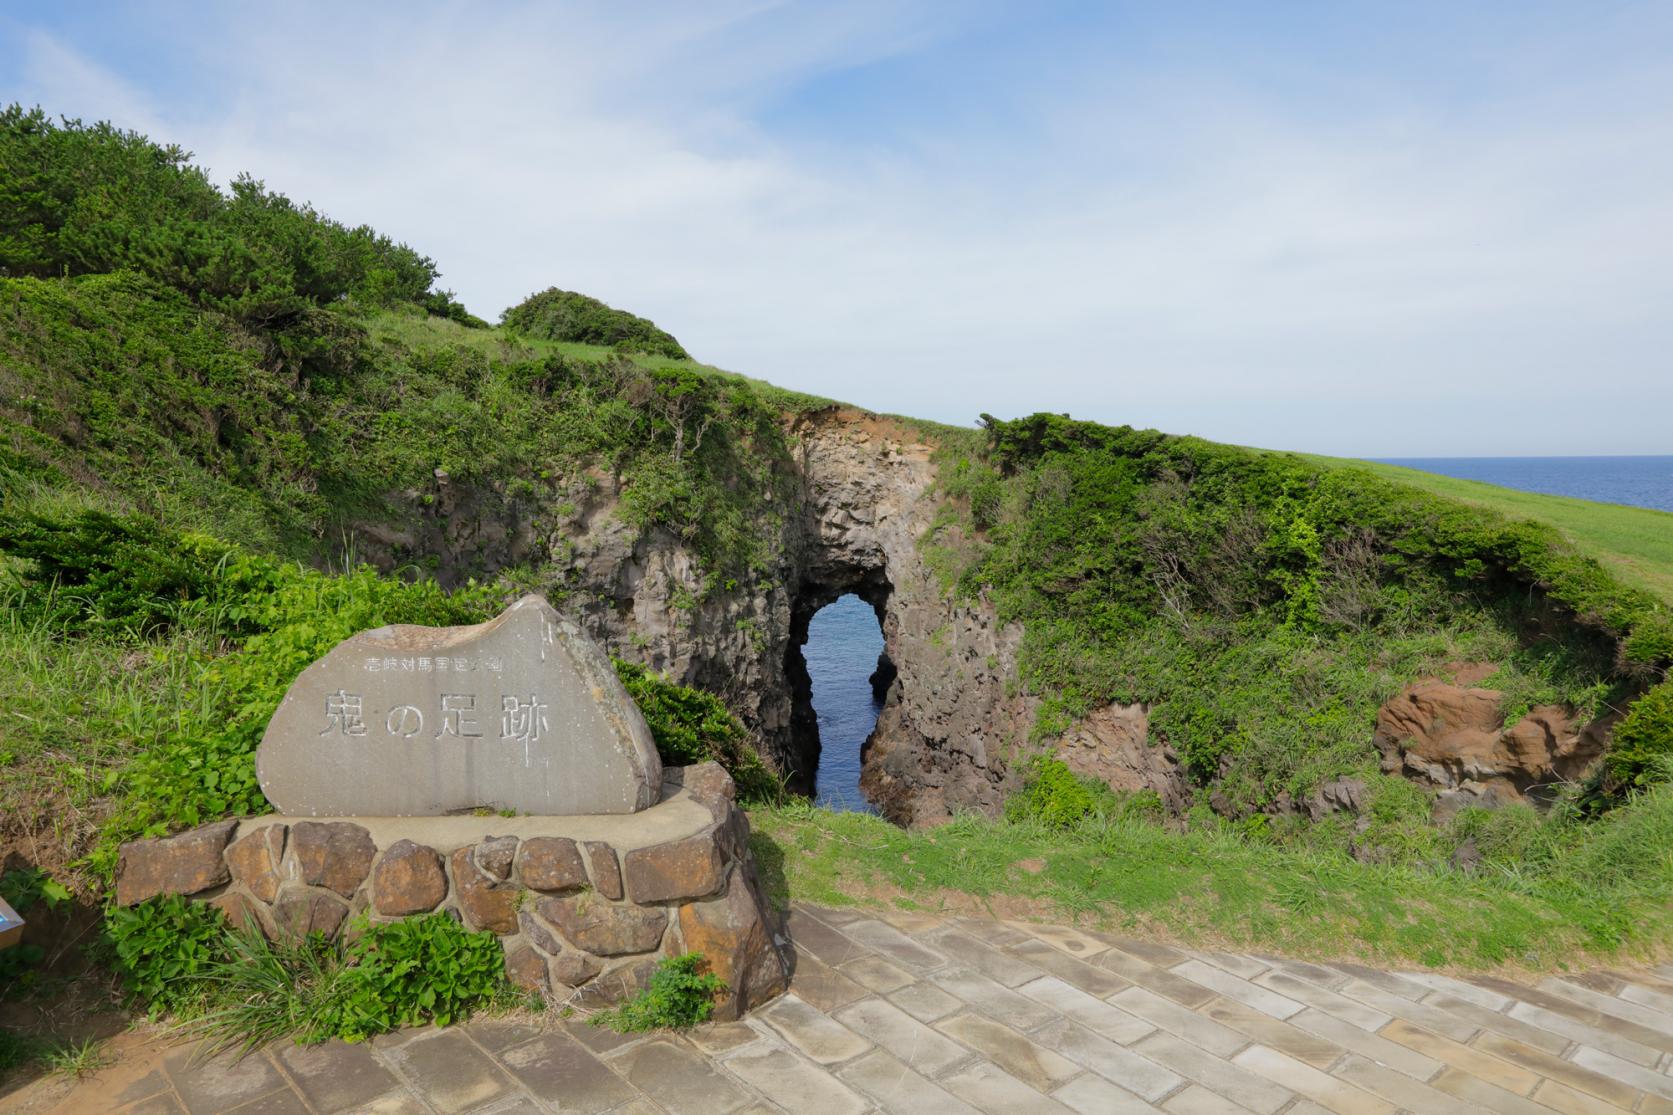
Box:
[504,945,549,993]
[622,832,724,904]
[290,822,376,898]
[371,840,447,916]
[518,910,564,956]
[115,819,238,907]
[582,841,623,900]
[209,890,272,937]
[677,869,789,1020]
[224,824,286,904]
[274,890,349,939]
[475,835,518,883]
[538,893,667,956]
[1376,681,1605,802]
[549,949,603,988]
[451,847,519,934]
[516,837,587,892]
[1055,702,1191,816]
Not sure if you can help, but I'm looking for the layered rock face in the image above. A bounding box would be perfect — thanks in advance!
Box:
[113,764,790,1020]
[1374,676,1613,816]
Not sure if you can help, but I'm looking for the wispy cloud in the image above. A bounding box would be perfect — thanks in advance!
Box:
[5,1,1672,454]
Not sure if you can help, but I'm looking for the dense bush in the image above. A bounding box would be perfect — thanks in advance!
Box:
[1004,755,1163,829]
[107,895,230,1015]
[590,953,724,1032]
[1607,680,1673,792]
[615,660,780,802]
[502,287,688,358]
[323,913,508,1040]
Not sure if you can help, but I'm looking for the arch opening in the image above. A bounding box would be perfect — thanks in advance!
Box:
[784,571,893,809]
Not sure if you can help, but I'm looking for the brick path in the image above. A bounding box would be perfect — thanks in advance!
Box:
[15,903,1673,1114]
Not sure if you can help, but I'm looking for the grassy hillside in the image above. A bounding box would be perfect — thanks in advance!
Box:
[2,105,1671,1029]
[1308,456,1673,604]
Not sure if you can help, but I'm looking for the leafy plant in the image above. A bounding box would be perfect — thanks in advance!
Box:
[321,913,509,1041]
[589,953,724,1032]
[502,287,688,358]
[106,895,228,1015]
[1607,680,1673,792]
[615,660,781,802]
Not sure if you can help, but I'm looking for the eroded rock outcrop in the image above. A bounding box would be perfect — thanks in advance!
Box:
[1051,702,1192,816]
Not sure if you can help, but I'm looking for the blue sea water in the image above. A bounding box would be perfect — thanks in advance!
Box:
[1376,456,1673,514]
[803,594,884,813]
[803,457,1672,812]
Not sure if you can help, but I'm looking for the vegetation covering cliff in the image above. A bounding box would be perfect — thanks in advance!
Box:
[3,108,1672,985]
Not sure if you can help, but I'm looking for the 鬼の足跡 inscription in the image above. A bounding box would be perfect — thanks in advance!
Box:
[255,595,662,816]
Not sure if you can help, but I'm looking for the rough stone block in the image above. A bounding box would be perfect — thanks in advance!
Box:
[623,831,725,904]
[208,890,273,938]
[582,841,623,900]
[274,889,349,939]
[516,837,587,892]
[539,893,667,956]
[504,945,549,993]
[518,909,564,955]
[475,835,518,883]
[291,821,376,898]
[224,824,286,903]
[550,949,603,988]
[371,839,447,916]
[679,869,790,1020]
[451,847,519,934]
[115,819,237,907]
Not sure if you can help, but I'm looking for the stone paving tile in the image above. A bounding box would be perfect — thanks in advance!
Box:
[1617,980,1673,1017]
[609,1037,756,1115]
[800,903,866,927]
[758,993,873,1064]
[1330,962,1431,1002]
[1157,1082,1259,1113]
[787,949,872,1013]
[833,998,969,1075]
[1420,992,1572,1054]
[1400,970,1515,1011]
[1018,922,1110,960]
[1108,987,1251,1058]
[1097,949,1220,1010]
[1569,1045,1673,1103]
[379,1030,516,1115]
[834,1048,981,1114]
[1334,978,1482,1042]
[939,1059,1076,1115]
[1530,1078,1637,1115]
[1466,975,1673,1056]
[1332,1053,1492,1115]
[1376,1018,1540,1096]
[840,919,948,973]
[224,1089,312,1114]
[1471,1030,1641,1108]
[888,980,965,1022]
[1104,938,1191,969]
[346,1091,434,1114]
[920,927,1047,987]
[1283,1006,1442,1080]
[929,967,1060,1031]
[1005,938,1128,997]
[562,1017,647,1057]
[682,1020,760,1056]
[1253,956,1348,990]
[1539,977,1673,1034]
[788,908,873,967]
[876,908,946,934]
[163,1047,290,1115]
[1032,1017,1185,1102]
[1428,1065,1567,1115]
[951,917,1035,949]
[1129,1032,1292,1115]
[467,1019,549,1054]
[117,1095,190,1115]
[1051,1071,1167,1114]
[273,1039,402,1114]
[1504,998,1666,1067]
[721,1044,870,1115]
[1183,951,1268,982]
[839,953,916,993]
[1016,975,1154,1043]
[1195,997,1341,1070]
[495,1031,637,1112]
[1227,1045,1396,1115]
[1248,969,1391,1031]
[1171,960,1302,1020]
[933,1013,1080,1091]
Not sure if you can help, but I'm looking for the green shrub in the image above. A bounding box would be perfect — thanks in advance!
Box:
[614,660,781,803]
[502,287,688,358]
[321,913,508,1041]
[1005,756,1103,829]
[1607,680,1673,791]
[106,895,229,1015]
[590,953,724,1032]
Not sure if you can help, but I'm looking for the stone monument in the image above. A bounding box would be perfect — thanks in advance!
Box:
[113,594,791,1020]
[257,595,662,816]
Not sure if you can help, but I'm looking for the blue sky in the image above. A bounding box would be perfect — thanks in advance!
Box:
[5,1,1672,455]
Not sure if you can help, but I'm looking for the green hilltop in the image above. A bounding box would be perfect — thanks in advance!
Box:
[2,105,1672,1023]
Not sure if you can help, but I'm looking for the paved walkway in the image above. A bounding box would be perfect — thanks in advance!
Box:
[12,903,1673,1115]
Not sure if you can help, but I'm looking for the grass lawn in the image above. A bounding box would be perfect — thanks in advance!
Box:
[1304,455,1673,604]
[748,796,1673,973]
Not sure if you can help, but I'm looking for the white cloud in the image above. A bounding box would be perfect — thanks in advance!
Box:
[6,4,1673,455]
